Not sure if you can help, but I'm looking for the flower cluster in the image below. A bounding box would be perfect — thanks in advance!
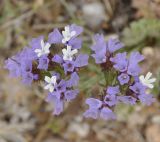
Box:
[5,24,88,115]
[5,24,156,120]
[84,34,156,120]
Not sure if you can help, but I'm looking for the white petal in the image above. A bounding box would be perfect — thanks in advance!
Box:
[44,49,50,54]
[62,38,66,44]
[139,72,156,89]
[51,76,57,84]
[63,56,72,61]
[41,40,45,48]
[62,48,67,54]
[44,84,51,90]
[62,26,69,37]
[139,75,145,82]
[71,49,78,55]
[49,85,54,92]
[62,32,68,38]
[45,76,51,83]
[67,45,72,51]
[45,43,51,50]
[148,78,156,83]
[37,52,42,57]
[62,31,66,36]
[35,49,41,52]
[63,56,67,60]
[147,84,154,89]
[64,26,70,33]
[145,72,152,80]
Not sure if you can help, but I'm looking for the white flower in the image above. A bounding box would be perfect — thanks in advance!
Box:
[44,76,57,93]
[34,40,51,57]
[62,26,76,44]
[62,45,78,61]
[139,72,156,89]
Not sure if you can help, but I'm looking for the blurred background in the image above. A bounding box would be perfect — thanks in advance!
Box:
[0,0,160,142]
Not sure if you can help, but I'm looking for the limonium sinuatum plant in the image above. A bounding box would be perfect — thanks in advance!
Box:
[5,24,156,120]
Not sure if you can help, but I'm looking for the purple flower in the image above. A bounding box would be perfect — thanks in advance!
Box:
[107,86,120,95]
[69,38,82,49]
[29,36,44,49]
[129,82,155,105]
[22,72,34,85]
[92,51,106,64]
[118,96,136,105]
[49,26,88,74]
[48,28,63,44]
[63,61,75,73]
[91,34,106,53]
[118,73,130,85]
[21,59,32,73]
[52,54,63,64]
[129,52,144,64]
[91,34,124,64]
[66,72,79,87]
[74,54,89,67]
[46,88,79,115]
[127,63,141,76]
[53,98,64,115]
[55,79,67,93]
[127,52,144,76]
[138,94,155,106]
[21,47,37,60]
[84,98,116,120]
[91,35,106,64]
[62,54,89,74]
[111,52,144,77]
[133,76,140,82]
[85,98,102,108]
[110,52,128,72]
[105,86,120,106]
[129,82,146,95]
[48,24,83,49]
[5,46,38,85]
[83,98,102,119]
[100,107,116,120]
[110,51,144,75]
[33,74,39,80]
[104,95,117,106]
[84,108,99,119]
[51,44,89,74]
[29,36,48,59]
[45,74,80,115]
[64,89,79,101]
[5,58,21,77]
[51,72,61,80]
[46,92,64,115]
[107,38,124,53]
[37,55,49,70]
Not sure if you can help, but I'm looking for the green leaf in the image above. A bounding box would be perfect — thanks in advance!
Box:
[122,19,160,51]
